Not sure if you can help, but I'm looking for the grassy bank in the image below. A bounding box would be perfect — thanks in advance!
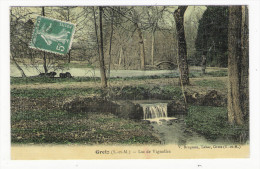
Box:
[11,76,100,85]
[11,88,102,98]
[11,75,181,85]
[11,85,172,144]
[11,110,160,144]
[11,85,183,100]
[186,106,249,142]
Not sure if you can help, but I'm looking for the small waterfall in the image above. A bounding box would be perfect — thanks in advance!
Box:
[140,103,168,121]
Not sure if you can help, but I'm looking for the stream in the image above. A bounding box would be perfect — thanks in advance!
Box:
[150,116,209,145]
[149,116,238,145]
[139,102,236,145]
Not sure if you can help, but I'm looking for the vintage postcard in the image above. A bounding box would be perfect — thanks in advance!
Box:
[1,0,260,169]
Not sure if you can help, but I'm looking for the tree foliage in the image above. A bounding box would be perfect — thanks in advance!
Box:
[195,6,229,67]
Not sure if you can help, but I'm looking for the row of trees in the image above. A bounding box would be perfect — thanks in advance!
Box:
[93,6,191,87]
[10,6,205,76]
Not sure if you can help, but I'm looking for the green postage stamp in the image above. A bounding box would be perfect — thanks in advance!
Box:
[30,16,75,55]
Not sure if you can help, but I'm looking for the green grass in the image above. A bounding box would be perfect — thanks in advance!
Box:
[110,85,183,100]
[194,79,226,89]
[206,70,228,77]
[11,88,102,98]
[11,77,100,85]
[186,106,249,142]
[120,136,156,144]
[189,71,202,78]
[11,110,160,144]
[188,69,227,78]
[11,84,182,100]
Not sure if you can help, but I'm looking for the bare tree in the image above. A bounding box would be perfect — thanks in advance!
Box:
[10,8,28,77]
[93,7,107,88]
[105,7,147,70]
[98,7,107,88]
[130,8,146,70]
[107,9,114,79]
[146,6,165,65]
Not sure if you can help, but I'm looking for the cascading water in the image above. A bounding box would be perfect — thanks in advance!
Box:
[141,103,168,119]
[140,103,176,124]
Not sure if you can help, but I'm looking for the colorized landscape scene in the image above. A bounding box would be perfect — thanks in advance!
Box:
[10,6,249,147]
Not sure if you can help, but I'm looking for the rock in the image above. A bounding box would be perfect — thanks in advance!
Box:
[63,97,143,120]
[47,71,57,77]
[185,92,201,105]
[112,100,143,120]
[159,119,167,122]
[65,72,72,78]
[202,90,225,106]
[167,100,187,116]
[60,72,72,78]
[166,121,173,125]
[38,71,56,77]
[63,97,118,114]
[185,90,226,107]
[142,120,151,124]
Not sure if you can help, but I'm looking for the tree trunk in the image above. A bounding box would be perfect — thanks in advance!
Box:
[42,7,48,74]
[67,8,71,64]
[108,10,114,80]
[240,6,249,119]
[201,52,207,75]
[98,7,107,88]
[135,23,146,70]
[68,51,71,63]
[151,28,155,66]
[227,6,244,125]
[174,6,189,85]
[123,49,126,69]
[118,47,123,66]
